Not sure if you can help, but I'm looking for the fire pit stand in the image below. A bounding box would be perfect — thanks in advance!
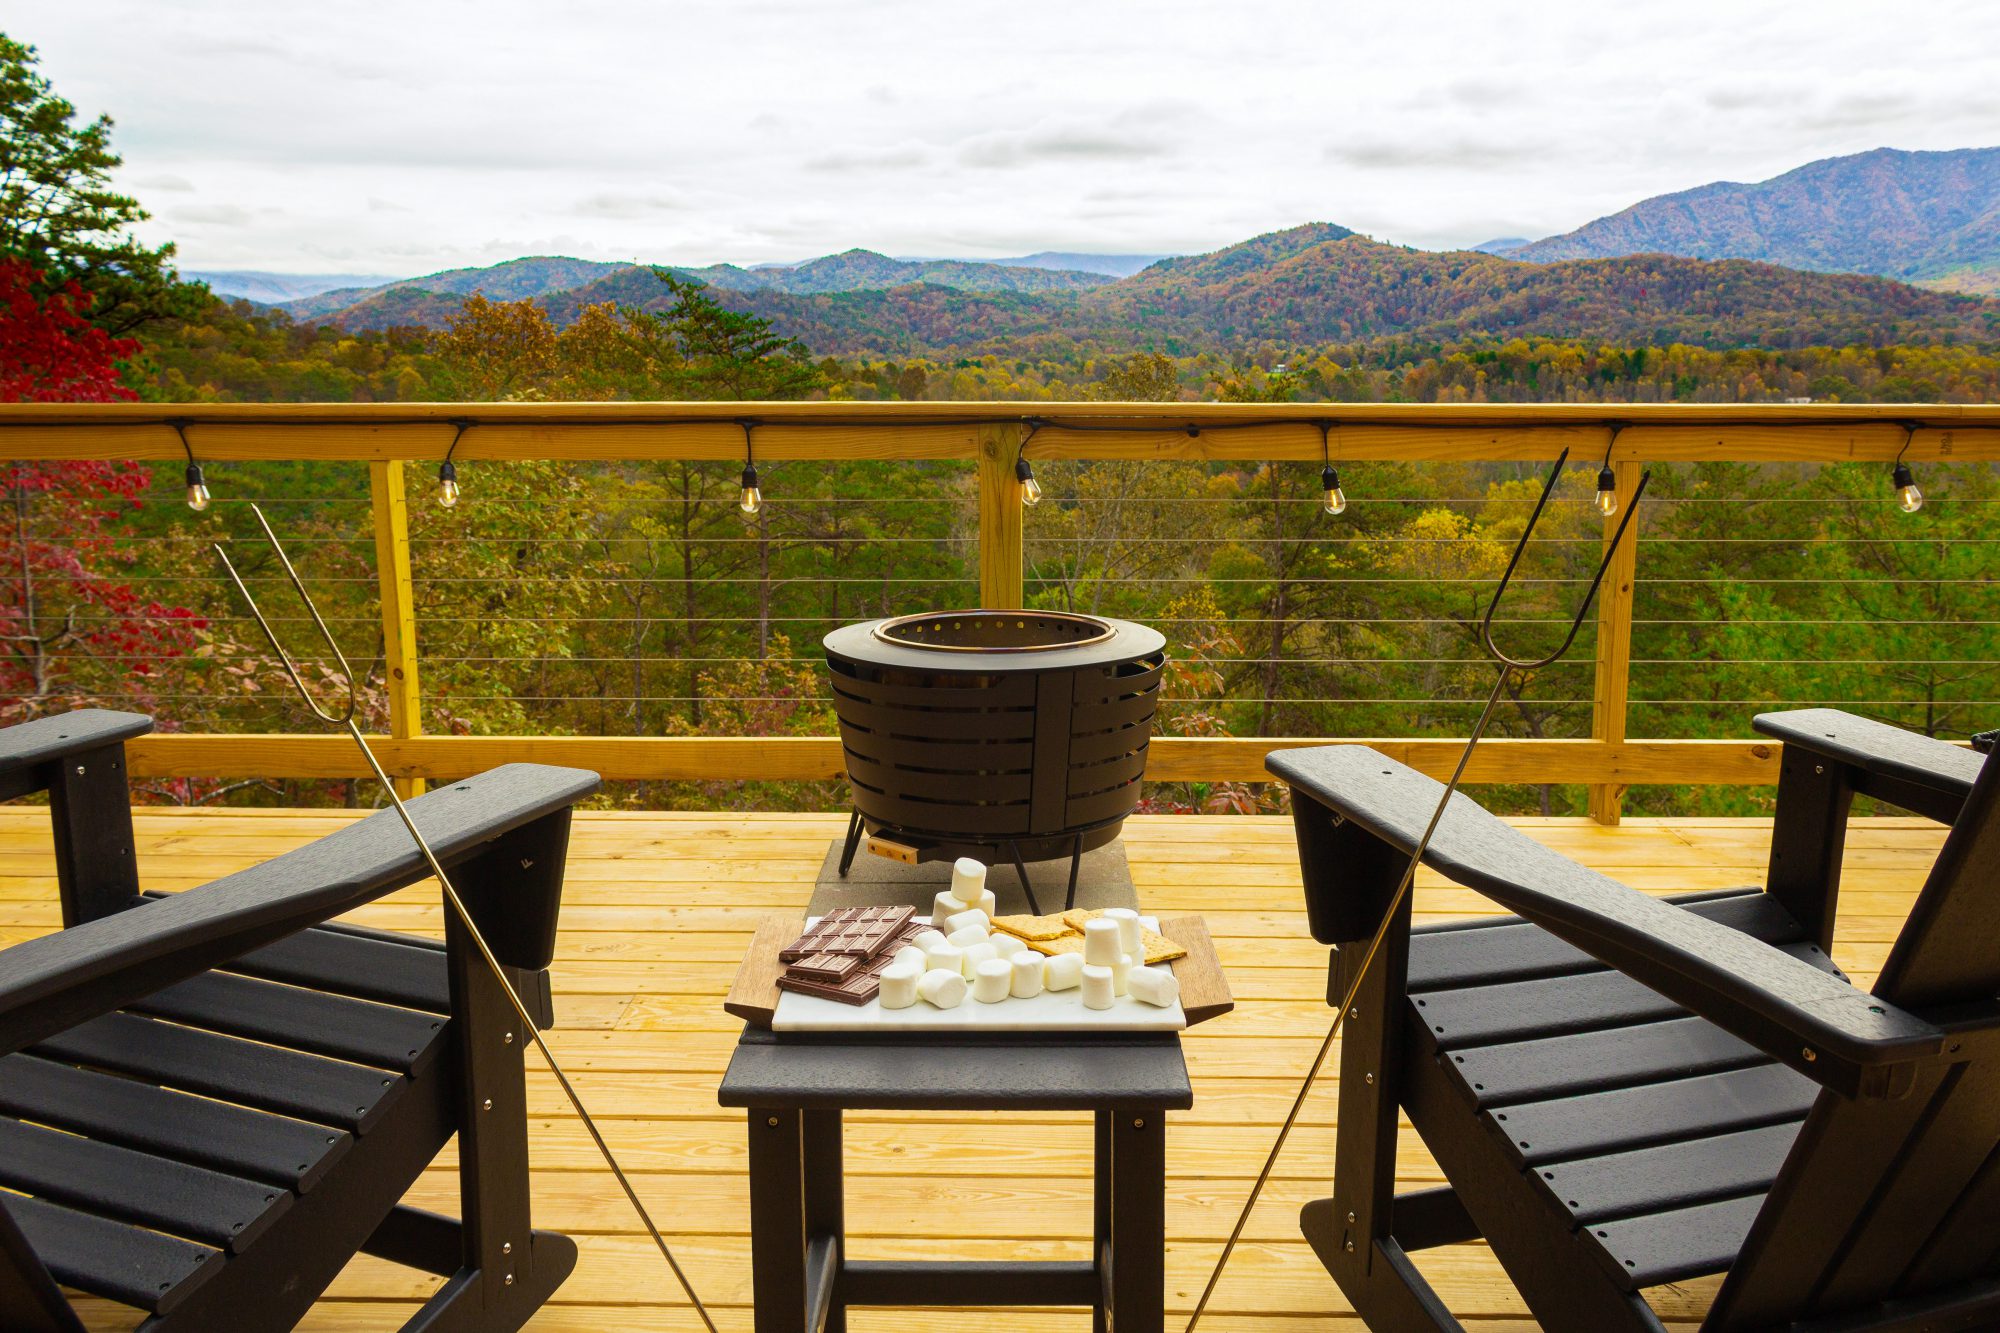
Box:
[824,610,1167,914]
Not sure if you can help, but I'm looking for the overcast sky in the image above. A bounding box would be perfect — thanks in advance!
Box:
[14,0,2000,276]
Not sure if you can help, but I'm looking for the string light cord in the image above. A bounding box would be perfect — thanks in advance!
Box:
[1317,420,1346,515]
[1182,450,1652,1333]
[737,418,762,515]
[169,418,210,511]
[1892,421,1924,512]
[1594,421,1626,517]
[1015,417,1046,505]
[213,505,720,1333]
[434,418,471,508]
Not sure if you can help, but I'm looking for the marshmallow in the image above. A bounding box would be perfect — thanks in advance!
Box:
[988,932,1029,960]
[891,944,928,973]
[1110,953,1133,997]
[961,941,1000,977]
[945,908,991,936]
[925,941,964,975]
[932,890,973,928]
[946,923,989,949]
[1083,918,1124,967]
[974,888,999,921]
[1127,966,1180,1008]
[1044,952,1085,991]
[1010,951,1045,998]
[1081,963,1115,1010]
[950,857,987,900]
[917,967,967,1009]
[972,958,1012,1003]
[1104,908,1143,957]
[911,928,947,952]
[879,960,922,1009]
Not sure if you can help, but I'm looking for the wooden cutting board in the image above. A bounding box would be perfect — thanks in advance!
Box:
[723,911,1233,1030]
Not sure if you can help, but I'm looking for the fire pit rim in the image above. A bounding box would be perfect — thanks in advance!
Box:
[869,607,1116,654]
[825,611,1164,675]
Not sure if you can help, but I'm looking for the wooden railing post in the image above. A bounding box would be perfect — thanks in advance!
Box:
[978,424,1026,609]
[368,461,424,798]
[1588,458,1642,824]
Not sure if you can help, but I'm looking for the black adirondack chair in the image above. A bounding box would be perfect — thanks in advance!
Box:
[1269,707,2000,1333]
[0,709,600,1332]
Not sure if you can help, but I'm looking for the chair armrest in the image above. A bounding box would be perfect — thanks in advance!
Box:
[0,710,152,801]
[1754,708,1983,823]
[0,762,599,1056]
[1268,744,1944,1099]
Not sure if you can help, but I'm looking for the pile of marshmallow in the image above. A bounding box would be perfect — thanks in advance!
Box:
[874,858,1180,1015]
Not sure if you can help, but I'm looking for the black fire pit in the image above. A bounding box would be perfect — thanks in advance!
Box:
[824,609,1167,914]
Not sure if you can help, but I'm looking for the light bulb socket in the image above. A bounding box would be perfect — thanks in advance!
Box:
[438,459,458,486]
[184,462,205,489]
[740,462,759,491]
[1892,461,1916,490]
[1015,457,1035,485]
[1596,464,1617,494]
[1321,464,1340,492]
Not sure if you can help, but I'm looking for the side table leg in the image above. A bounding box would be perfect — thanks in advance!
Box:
[1110,1110,1166,1333]
[748,1107,807,1333]
[1094,1110,1112,1333]
[803,1109,846,1333]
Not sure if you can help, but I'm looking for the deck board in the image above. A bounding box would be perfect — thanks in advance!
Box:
[0,808,1936,1331]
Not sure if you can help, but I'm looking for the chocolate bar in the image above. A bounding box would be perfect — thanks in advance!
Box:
[777,942,909,1006]
[787,951,863,983]
[778,904,917,961]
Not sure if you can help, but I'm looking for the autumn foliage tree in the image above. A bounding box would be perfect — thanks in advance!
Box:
[0,258,201,720]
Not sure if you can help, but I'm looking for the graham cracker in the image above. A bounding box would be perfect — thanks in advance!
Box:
[991,912,1073,943]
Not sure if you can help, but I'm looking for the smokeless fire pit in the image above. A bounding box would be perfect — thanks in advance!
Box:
[824,610,1168,914]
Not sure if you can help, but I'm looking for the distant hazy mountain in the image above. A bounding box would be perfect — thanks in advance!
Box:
[980,252,1173,277]
[1511,147,2000,294]
[191,270,401,302]
[1471,238,1528,256]
[673,249,1112,295]
[277,256,632,318]
[285,249,1119,327]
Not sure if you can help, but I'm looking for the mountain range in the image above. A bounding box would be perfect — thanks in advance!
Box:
[1504,147,2000,294]
[296,221,1995,356]
[208,146,2000,355]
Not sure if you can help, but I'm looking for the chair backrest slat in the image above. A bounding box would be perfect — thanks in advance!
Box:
[1706,752,2000,1330]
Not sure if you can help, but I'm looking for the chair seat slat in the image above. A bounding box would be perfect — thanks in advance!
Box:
[0,1191,222,1315]
[133,970,447,1074]
[32,1011,408,1133]
[0,1116,290,1252]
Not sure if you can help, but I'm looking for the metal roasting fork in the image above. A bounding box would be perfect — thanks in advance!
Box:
[213,505,720,1333]
[1184,449,1651,1331]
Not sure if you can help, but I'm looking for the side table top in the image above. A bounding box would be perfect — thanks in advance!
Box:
[718,1028,1193,1111]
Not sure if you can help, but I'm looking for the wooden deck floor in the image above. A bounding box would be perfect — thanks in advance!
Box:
[0,808,1945,1331]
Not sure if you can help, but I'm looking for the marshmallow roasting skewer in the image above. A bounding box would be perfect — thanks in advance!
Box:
[212,506,720,1333]
[1182,451,1652,1333]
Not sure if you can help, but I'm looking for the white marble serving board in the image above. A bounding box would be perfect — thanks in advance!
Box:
[771,916,1188,1033]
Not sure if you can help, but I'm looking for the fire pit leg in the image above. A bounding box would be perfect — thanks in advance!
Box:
[837,809,864,877]
[1065,832,1084,912]
[1005,840,1045,916]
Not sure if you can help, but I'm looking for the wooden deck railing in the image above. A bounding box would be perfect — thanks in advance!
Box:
[6,401,1997,823]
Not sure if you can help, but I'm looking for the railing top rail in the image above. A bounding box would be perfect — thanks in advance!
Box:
[2,400,1998,463]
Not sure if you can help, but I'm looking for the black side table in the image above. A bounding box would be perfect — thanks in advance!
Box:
[719,1027,1193,1332]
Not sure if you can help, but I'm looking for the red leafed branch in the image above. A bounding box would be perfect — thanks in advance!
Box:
[0,258,205,722]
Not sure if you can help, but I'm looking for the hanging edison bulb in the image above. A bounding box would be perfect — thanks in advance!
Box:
[1015,456,1042,507]
[436,459,461,509]
[1320,464,1347,516]
[1595,464,1619,518]
[1892,462,1924,513]
[739,462,763,516]
[184,462,211,512]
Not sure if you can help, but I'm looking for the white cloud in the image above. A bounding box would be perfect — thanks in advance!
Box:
[10,0,1997,272]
